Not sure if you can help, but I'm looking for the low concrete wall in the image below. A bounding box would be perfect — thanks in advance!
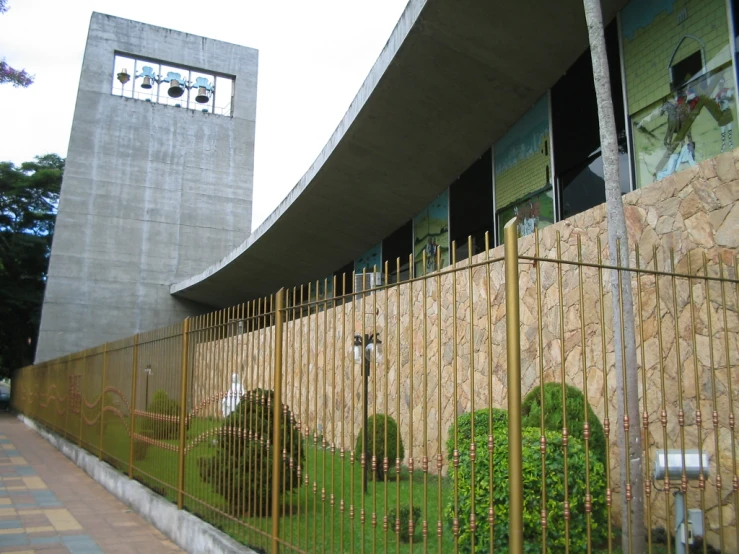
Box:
[18,414,255,554]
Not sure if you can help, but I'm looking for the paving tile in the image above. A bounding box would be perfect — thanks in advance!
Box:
[0,519,23,529]
[0,532,29,546]
[29,536,61,545]
[0,416,184,553]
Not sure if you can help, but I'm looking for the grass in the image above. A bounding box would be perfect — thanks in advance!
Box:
[101,414,454,553]
[94,416,688,554]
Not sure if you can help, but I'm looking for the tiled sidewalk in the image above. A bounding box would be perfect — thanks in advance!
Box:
[0,414,183,553]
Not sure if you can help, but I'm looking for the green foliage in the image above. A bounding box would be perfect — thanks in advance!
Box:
[446,408,508,454]
[133,438,149,461]
[388,505,421,543]
[354,414,404,481]
[141,390,180,440]
[521,383,607,465]
[446,412,608,553]
[0,2,34,87]
[0,154,63,377]
[198,388,302,517]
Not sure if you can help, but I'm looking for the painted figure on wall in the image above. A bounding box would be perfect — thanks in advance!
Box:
[513,201,540,238]
[497,187,554,241]
[714,77,735,151]
[622,0,736,188]
[636,68,735,182]
[413,190,448,277]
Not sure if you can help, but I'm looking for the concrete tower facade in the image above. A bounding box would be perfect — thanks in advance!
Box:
[35,13,257,362]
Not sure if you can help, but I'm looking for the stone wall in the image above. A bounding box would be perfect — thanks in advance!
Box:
[191,151,739,550]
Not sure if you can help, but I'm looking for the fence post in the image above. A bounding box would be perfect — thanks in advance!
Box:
[271,289,286,554]
[99,343,108,461]
[78,350,86,447]
[504,218,523,554]
[177,318,190,510]
[63,355,71,439]
[128,334,139,479]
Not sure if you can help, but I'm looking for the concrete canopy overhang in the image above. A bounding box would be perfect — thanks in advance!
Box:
[171,0,628,308]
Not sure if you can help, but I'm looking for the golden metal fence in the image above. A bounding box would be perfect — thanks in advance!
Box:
[12,227,739,554]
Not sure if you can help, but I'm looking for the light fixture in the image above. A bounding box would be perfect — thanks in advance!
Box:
[353,332,382,495]
[366,338,383,364]
[353,333,382,364]
[353,335,363,363]
[117,68,130,85]
[166,72,185,98]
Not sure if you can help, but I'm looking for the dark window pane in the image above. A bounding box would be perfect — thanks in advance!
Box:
[333,260,354,296]
[450,149,493,260]
[552,19,629,220]
[382,220,413,283]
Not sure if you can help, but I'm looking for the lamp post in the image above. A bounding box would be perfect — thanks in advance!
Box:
[143,365,152,408]
[353,333,382,494]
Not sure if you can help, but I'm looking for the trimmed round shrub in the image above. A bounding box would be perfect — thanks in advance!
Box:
[521,383,607,465]
[388,505,421,543]
[198,388,302,517]
[354,414,404,481]
[141,390,180,440]
[446,408,508,455]
[133,437,149,461]
[446,412,608,553]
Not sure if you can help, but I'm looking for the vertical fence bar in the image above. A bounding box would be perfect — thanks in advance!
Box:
[556,233,571,552]
[271,289,285,554]
[63,355,70,439]
[129,334,139,479]
[99,343,108,460]
[78,351,86,447]
[504,218,523,554]
[535,230,547,552]
[177,318,190,509]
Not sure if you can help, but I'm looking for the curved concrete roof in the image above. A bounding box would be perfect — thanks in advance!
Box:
[171,0,628,308]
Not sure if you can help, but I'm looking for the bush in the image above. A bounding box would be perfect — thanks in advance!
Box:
[198,388,302,517]
[388,505,421,543]
[446,408,508,454]
[521,383,607,465]
[133,438,149,461]
[354,414,404,481]
[141,390,180,440]
[446,413,608,553]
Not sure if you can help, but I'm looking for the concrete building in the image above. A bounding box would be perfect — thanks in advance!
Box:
[171,0,739,309]
[39,0,739,350]
[35,13,258,361]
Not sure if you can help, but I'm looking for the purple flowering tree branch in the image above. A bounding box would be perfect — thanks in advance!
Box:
[0,1,34,88]
[0,61,34,87]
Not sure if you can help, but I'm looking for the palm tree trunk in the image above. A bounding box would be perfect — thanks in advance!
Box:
[582,1,645,552]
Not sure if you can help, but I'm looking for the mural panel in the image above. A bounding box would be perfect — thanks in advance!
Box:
[622,0,735,187]
[413,190,449,276]
[494,94,554,240]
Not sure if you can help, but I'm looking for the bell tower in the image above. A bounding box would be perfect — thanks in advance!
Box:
[35,13,258,361]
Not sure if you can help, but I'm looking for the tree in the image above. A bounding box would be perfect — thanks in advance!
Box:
[582,1,645,552]
[0,0,34,88]
[0,154,63,377]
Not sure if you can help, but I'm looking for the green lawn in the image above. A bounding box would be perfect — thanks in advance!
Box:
[96,416,674,554]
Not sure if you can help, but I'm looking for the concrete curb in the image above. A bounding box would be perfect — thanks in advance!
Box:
[18,414,257,554]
